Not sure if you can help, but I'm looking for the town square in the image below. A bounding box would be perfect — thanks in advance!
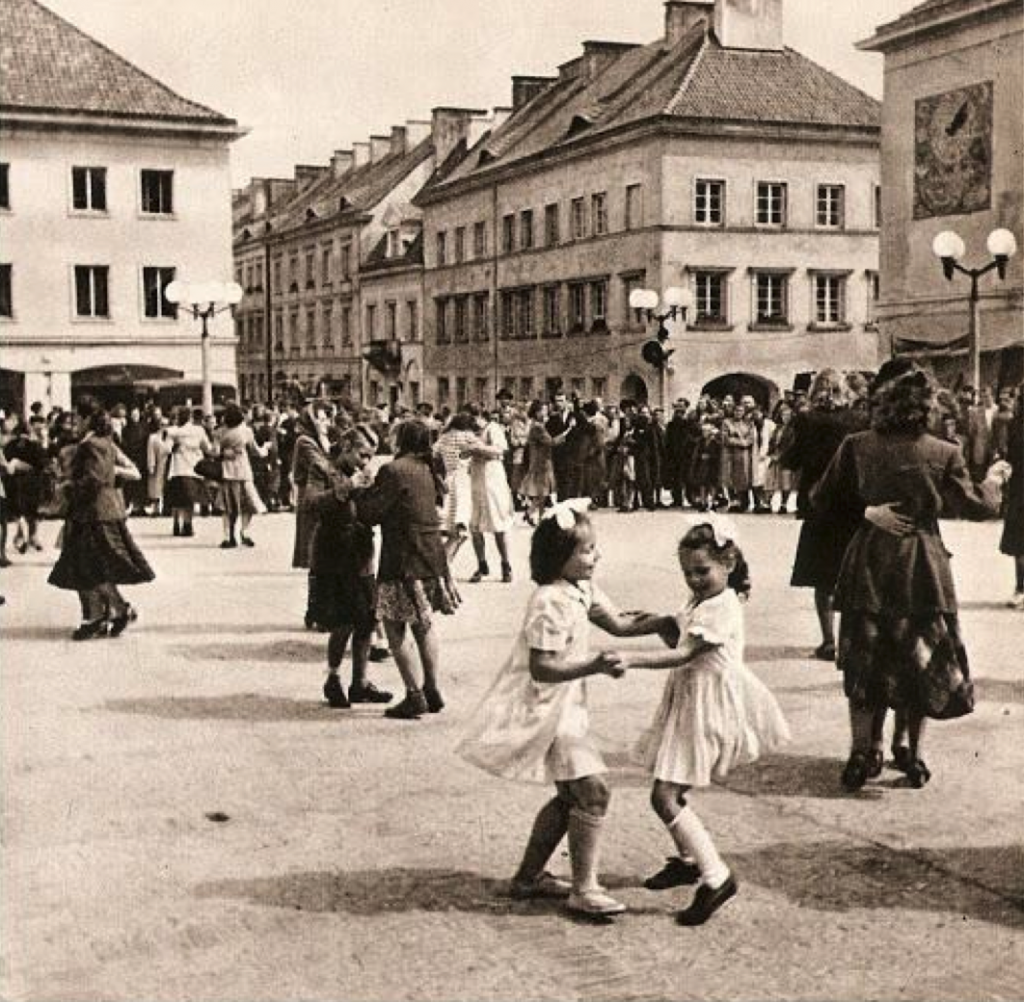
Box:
[1,0,1023,1000]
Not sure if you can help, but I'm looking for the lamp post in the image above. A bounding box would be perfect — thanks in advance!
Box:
[629,285,695,409]
[931,228,1018,394]
[165,280,244,416]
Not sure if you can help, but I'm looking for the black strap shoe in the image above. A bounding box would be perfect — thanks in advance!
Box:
[349,681,393,704]
[644,856,700,891]
[323,674,349,709]
[675,874,737,926]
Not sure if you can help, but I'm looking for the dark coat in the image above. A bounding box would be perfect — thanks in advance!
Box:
[999,411,1024,557]
[310,475,374,577]
[781,406,869,514]
[67,436,126,523]
[291,430,334,569]
[812,430,999,615]
[356,455,447,582]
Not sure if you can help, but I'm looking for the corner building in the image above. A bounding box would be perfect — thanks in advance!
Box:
[419,0,883,409]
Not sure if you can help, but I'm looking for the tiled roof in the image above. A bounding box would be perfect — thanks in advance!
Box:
[0,0,234,123]
[435,22,879,191]
[361,230,424,273]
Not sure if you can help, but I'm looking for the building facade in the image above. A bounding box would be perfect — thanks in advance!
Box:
[419,0,882,409]
[0,0,244,415]
[860,0,1024,388]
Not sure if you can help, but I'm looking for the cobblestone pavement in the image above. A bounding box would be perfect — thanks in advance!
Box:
[2,510,1022,1002]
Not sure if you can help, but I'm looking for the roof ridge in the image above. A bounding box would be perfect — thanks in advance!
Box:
[664,31,710,115]
[778,44,880,107]
[4,0,230,121]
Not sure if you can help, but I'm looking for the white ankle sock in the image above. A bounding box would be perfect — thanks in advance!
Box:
[667,806,729,889]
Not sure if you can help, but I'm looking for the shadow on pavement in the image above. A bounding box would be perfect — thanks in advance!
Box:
[725,754,886,801]
[141,623,305,636]
[746,645,815,663]
[100,694,352,722]
[730,841,1024,928]
[165,639,323,663]
[0,625,73,641]
[974,677,1024,704]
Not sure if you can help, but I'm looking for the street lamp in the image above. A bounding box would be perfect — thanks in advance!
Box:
[165,280,244,416]
[630,285,695,408]
[932,228,1018,393]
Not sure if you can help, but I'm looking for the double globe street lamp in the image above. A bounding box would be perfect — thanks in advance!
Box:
[165,280,244,416]
[629,284,695,408]
[931,227,1018,393]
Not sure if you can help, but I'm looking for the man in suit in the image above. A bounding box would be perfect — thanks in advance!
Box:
[545,389,575,500]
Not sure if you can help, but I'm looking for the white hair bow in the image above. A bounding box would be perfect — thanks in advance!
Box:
[682,511,740,548]
[542,497,592,530]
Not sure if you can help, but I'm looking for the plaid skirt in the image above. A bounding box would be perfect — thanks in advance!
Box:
[377,575,461,627]
[48,520,155,591]
[838,609,973,720]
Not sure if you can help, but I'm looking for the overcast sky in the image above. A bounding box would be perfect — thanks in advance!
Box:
[42,0,920,185]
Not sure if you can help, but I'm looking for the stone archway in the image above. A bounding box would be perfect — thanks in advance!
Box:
[619,373,648,406]
[701,372,779,410]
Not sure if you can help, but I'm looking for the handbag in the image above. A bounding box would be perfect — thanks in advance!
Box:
[194,457,224,482]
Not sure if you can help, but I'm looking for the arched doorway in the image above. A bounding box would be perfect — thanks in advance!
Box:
[72,364,184,409]
[701,372,778,410]
[619,373,648,406]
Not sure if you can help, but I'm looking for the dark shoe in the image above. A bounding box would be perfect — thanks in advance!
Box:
[469,563,489,583]
[384,690,429,719]
[108,605,136,638]
[349,680,393,704]
[368,645,391,662]
[906,758,931,789]
[501,562,512,583]
[841,751,870,792]
[644,856,700,891]
[173,522,181,537]
[15,541,27,555]
[866,748,884,779]
[0,556,11,568]
[182,525,195,538]
[675,875,738,926]
[29,538,42,552]
[323,674,349,709]
[72,619,108,641]
[891,744,913,773]
[240,535,255,547]
[422,685,445,713]
[813,642,836,662]
[220,539,237,549]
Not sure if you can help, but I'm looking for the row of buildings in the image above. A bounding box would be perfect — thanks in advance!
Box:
[1,0,1021,415]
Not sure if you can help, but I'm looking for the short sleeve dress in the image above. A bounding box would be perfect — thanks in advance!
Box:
[457,579,613,784]
[635,589,790,787]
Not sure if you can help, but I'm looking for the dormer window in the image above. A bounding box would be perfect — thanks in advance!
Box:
[305,207,318,221]
[338,196,350,212]
[387,229,403,259]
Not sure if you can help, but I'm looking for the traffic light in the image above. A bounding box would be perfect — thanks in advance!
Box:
[641,326,674,370]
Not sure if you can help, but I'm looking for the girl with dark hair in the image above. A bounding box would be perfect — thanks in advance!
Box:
[48,406,154,639]
[457,501,668,916]
[3,416,48,553]
[812,360,1002,790]
[628,516,789,925]
[357,419,459,720]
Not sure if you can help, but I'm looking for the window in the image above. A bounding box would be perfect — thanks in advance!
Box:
[500,290,516,338]
[543,285,561,336]
[544,203,560,246]
[520,377,534,401]
[0,164,8,210]
[71,166,106,211]
[74,265,109,317]
[813,273,847,325]
[591,376,606,401]
[454,226,466,263]
[624,184,642,230]
[517,289,535,338]
[591,193,608,236]
[386,301,398,339]
[752,272,789,326]
[289,255,299,291]
[289,311,299,351]
[340,243,352,279]
[436,231,447,266]
[570,198,587,240]
[254,260,264,290]
[322,246,332,283]
[694,179,724,225]
[435,298,449,343]
[365,303,377,340]
[305,249,315,287]
[437,376,450,406]
[341,306,352,345]
[472,293,489,341]
[694,272,728,325]
[473,221,487,258]
[456,376,467,407]
[622,274,645,324]
[407,299,419,340]
[568,283,587,332]
[590,279,608,330]
[140,169,173,214]
[0,264,12,317]
[520,210,534,250]
[475,377,488,404]
[873,185,882,229]
[570,377,585,398]
[274,310,284,352]
[306,308,317,348]
[453,297,468,341]
[142,266,176,319]
[502,214,515,254]
[273,258,283,292]
[866,271,880,328]
[756,182,787,227]
[816,185,845,229]
[323,306,333,350]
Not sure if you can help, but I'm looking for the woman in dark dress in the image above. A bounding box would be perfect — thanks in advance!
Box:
[48,406,154,639]
[999,385,1024,608]
[812,360,1001,790]
[3,416,48,553]
[781,369,869,660]
[357,420,459,720]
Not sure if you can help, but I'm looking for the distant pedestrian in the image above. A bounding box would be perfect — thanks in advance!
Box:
[629,516,789,925]
[166,407,214,538]
[214,404,268,549]
[998,385,1023,608]
[457,500,668,917]
[520,401,556,525]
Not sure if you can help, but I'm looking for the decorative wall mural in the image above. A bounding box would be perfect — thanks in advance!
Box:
[913,81,993,219]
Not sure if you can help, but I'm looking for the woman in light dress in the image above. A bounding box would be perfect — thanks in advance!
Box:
[467,405,515,583]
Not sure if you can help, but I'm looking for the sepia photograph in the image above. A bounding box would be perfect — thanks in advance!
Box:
[1,0,1022,999]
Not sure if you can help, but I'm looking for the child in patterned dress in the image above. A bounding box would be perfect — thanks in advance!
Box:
[629,515,790,925]
[457,500,666,916]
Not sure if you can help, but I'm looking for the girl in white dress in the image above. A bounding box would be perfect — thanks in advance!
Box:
[629,515,790,925]
[457,500,666,917]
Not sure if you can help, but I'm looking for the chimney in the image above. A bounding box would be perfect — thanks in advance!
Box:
[405,119,432,146]
[581,41,637,80]
[511,75,555,111]
[353,141,371,167]
[431,106,487,163]
[714,0,784,51]
[491,106,513,130]
[389,125,408,156]
[294,164,328,187]
[369,135,391,162]
[557,56,582,84]
[330,149,354,179]
[664,0,713,46]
